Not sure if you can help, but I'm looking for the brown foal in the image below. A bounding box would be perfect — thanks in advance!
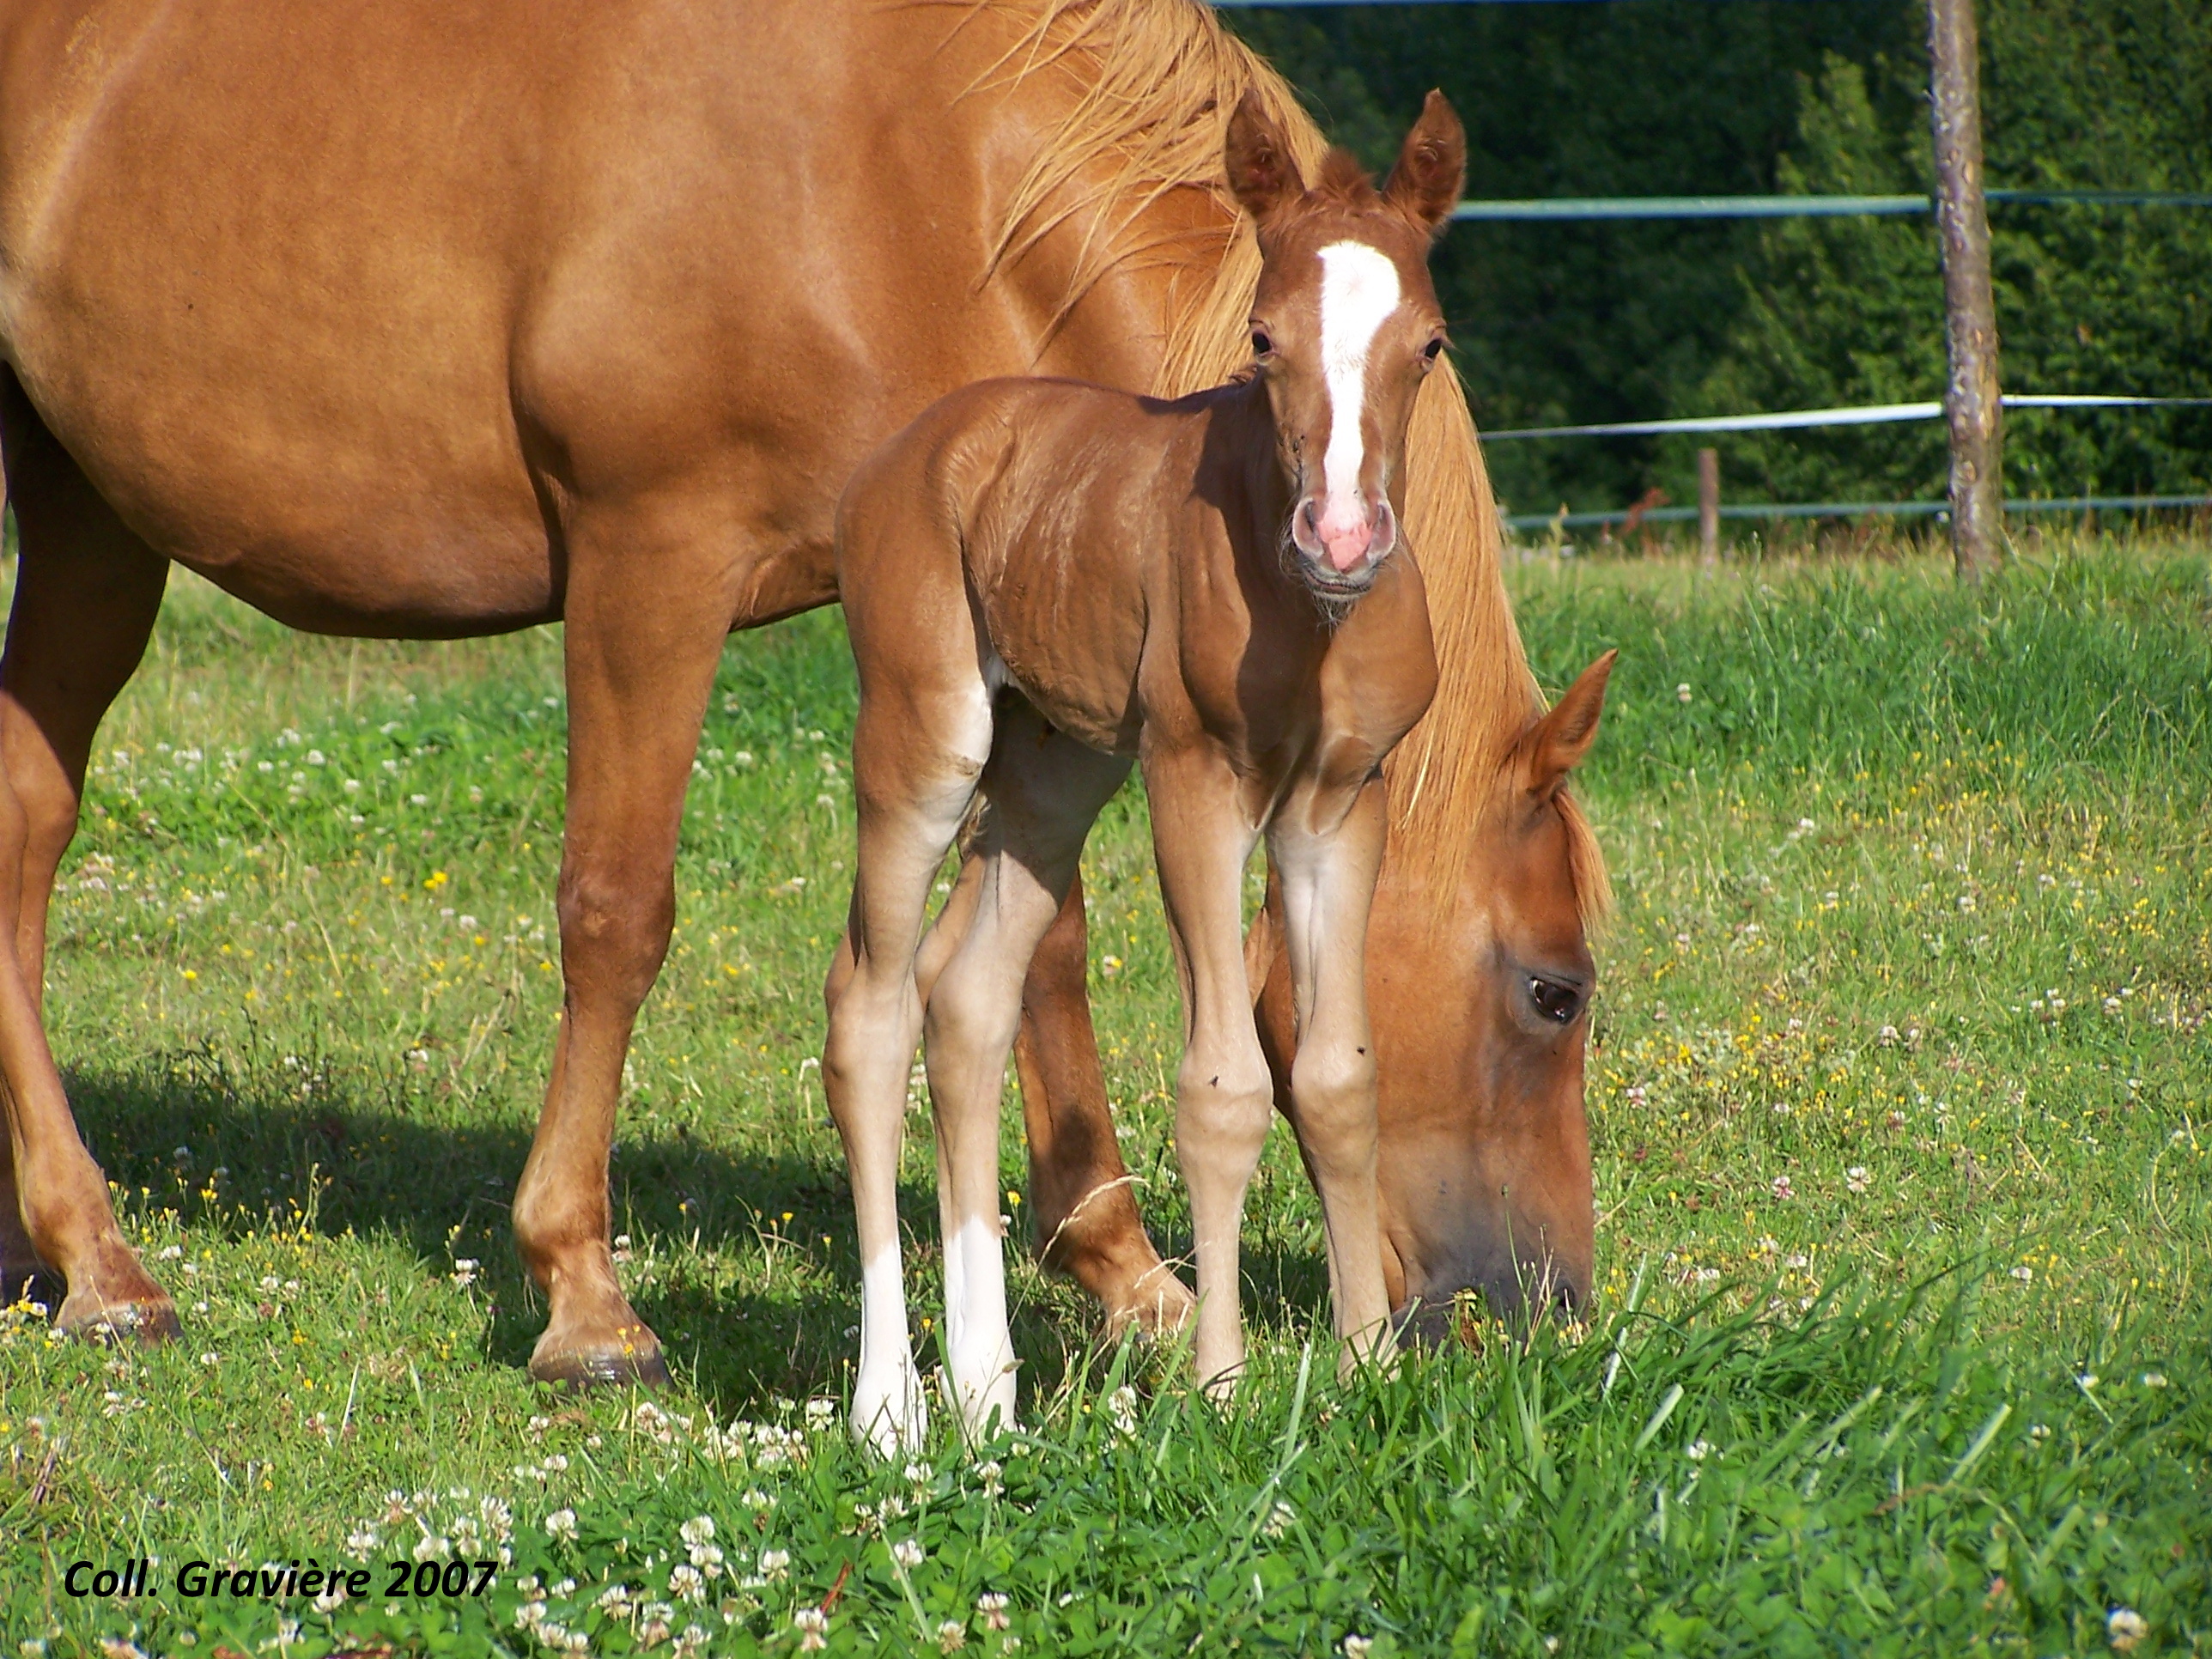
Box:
[825,94,1466,1449]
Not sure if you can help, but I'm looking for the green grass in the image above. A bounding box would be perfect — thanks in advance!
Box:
[3,531,2209,1656]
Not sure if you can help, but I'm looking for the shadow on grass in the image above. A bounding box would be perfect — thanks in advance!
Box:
[59,1050,1340,1418]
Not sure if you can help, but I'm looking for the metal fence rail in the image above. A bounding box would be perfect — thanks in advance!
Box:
[1452,189,2212,221]
[1505,493,2212,533]
[1484,394,2212,441]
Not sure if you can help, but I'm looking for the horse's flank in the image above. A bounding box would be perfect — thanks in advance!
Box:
[969,0,1609,923]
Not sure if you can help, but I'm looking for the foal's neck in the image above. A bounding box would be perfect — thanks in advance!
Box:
[1209,375,1334,621]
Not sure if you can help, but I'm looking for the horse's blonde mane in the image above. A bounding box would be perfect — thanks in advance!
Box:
[970,0,1608,923]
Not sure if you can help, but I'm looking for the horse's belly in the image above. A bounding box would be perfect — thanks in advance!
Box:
[10,284,555,633]
[0,0,564,632]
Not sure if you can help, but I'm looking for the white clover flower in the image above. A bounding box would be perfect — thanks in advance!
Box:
[1674,684,1692,704]
[1107,1384,1139,1437]
[669,1563,707,1603]
[2107,1607,2148,1652]
[544,1508,577,1541]
[2011,1265,2033,1282]
[1845,1167,1870,1194]
[1343,1638,1373,1659]
[938,1620,968,1651]
[1770,1174,1795,1200]
[977,1592,1011,1631]
[2142,1372,2168,1389]
[680,1516,716,1547]
[891,1538,925,1570]
[805,1397,837,1425]
[759,1549,791,1580]
[1260,1501,1295,1540]
[903,1461,933,1486]
[450,1259,479,1289]
[794,1607,829,1651]
[596,1583,635,1614]
[1686,1440,1711,1462]
[975,1460,1004,1497]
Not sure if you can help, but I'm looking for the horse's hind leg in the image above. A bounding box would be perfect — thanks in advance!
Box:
[859,824,1195,1339]
[1012,875,1196,1335]
[922,700,1127,1436]
[823,653,998,1454]
[0,368,176,1337]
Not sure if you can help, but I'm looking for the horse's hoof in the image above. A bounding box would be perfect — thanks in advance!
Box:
[56,1289,182,1347]
[528,1330,671,1390]
[1104,1267,1196,1340]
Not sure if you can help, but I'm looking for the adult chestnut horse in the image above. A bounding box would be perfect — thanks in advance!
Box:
[0,0,1609,1383]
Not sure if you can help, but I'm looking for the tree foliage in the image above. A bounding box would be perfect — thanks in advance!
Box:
[1227,0,2212,514]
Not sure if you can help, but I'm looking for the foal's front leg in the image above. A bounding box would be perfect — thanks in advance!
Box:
[1145,750,1269,1394]
[1268,775,1395,1372]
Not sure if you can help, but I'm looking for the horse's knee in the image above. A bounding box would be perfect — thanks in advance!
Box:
[1290,1043,1378,1128]
[556,864,673,1010]
[1176,1047,1273,1164]
[1289,1043,1379,1170]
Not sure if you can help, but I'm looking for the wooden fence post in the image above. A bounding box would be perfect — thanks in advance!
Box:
[1697,447,1720,566]
[1928,0,2004,580]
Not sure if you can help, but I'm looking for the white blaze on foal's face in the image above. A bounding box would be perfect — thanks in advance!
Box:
[1312,240,1403,572]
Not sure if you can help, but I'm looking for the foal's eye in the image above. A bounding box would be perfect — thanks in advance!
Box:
[1251,330,1274,359]
[1528,975,1582,1024]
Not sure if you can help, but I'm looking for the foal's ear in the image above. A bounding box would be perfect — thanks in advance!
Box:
[1518,650,1617,800]
[1382,89,1468,235]
[1224,88,1304,222]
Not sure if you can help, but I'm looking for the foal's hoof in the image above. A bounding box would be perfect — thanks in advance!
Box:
[528,1328,672,1390]
[56,1286,182,1347]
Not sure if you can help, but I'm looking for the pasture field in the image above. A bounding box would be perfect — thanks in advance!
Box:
[3,529,2209,1656]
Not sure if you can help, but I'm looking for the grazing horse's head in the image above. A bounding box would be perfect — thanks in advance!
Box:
[1368,652,1616,1334]
[1223,90,1466,601]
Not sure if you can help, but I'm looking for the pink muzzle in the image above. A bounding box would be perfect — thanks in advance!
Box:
[1294,495,1397,578]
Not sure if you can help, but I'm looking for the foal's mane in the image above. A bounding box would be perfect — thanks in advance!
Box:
[965,0,1609,921]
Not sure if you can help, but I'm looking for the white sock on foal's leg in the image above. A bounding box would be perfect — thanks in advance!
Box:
[854,1238,927,1455]
[942,1212,1018,1437]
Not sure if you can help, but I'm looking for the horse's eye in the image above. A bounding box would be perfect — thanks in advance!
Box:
[1528,975,1582,1024]
[1422,337,1445,363]
[1251,330,1274,358]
